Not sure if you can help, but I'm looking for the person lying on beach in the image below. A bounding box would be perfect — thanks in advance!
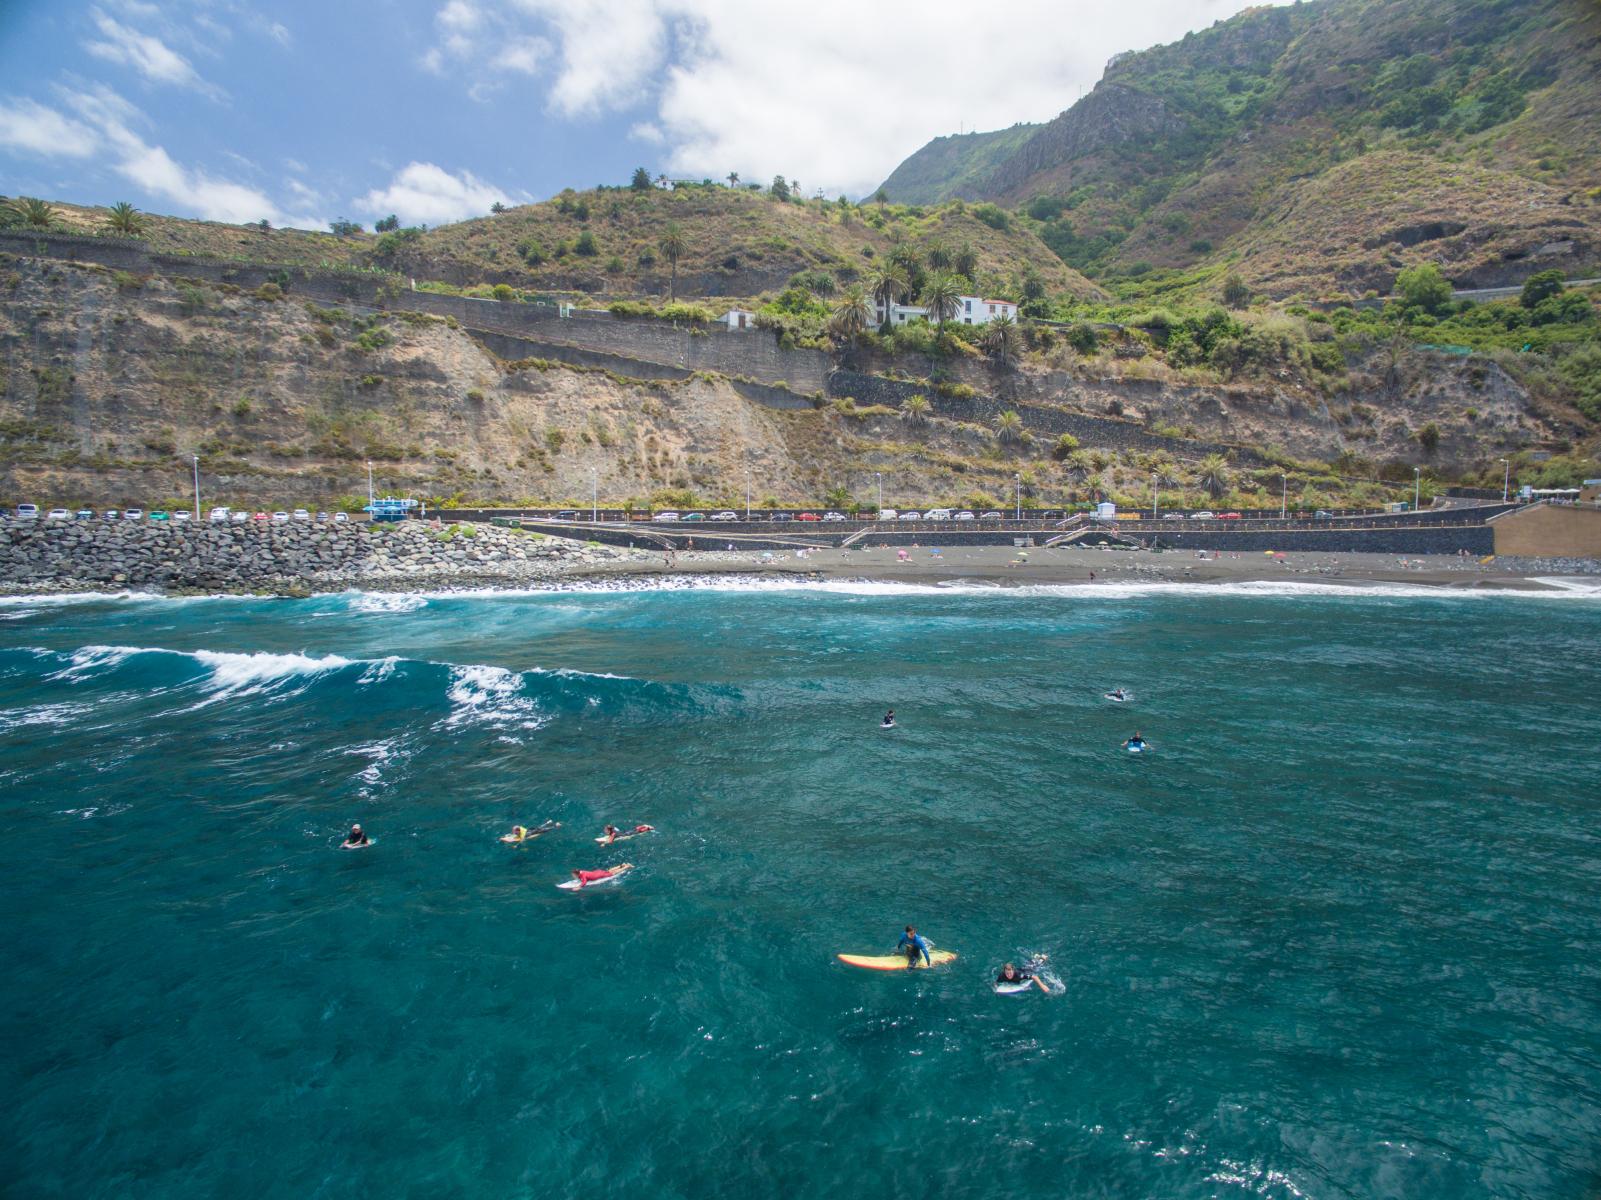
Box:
[996,962,1049,994]
[501,820,559,844]
[571,863,634,888]
[599,824,654,844]
[341,824,369,850]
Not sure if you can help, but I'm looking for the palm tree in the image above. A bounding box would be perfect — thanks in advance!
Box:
[12,197,55,228]
[1197,454,1230,499]
[901,394,931,427]
[954,243,979,281]
[925,242,952,272]
[829,285,872,341]
[921,272,963,333]
[982,313,1019,365]
[659,223,686,301]
[994,410,1026,448]
[105,201,145,236]
[726,172,739,188]
[868,264,908,330]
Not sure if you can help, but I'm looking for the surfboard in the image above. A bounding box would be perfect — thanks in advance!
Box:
[837,950,957,971]
[557,871,628,891]
[880,721,896,729]
[593,827,654,844]
[994,980,1036,995]
[1104,693,1127,702]
[1127,743,1146,753]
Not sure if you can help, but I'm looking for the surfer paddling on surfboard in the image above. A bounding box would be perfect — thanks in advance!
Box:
[996,960,1050,994]
[341,824,369,850]
[1122,731,1148,753]
[881,709,896,729]
[598,824,654,845]
[501,820,559,844]
[568,863,634,889]
[1105,688,1127,702]
[897,925,932,967]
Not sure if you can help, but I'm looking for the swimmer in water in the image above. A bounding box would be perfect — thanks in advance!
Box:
[501,820,559,844]
[341,823,369,850]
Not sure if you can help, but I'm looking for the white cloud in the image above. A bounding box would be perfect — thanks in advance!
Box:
[83,8,219,95]
[0,98,100,159]
[357,161,514,225]
[492,35,550,74]
[629,121,664,144]
[431,0,1286,195]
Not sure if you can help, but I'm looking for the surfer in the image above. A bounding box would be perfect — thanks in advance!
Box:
[501,820,559,844]
[881,709,896,728]
[898,925,932,967]
[600,824,654,844]
[1107,688,1127,702]
[996,961,1049,994]
[571,863,633,888]
[341,823,369,850]
[1122,731,1148,752]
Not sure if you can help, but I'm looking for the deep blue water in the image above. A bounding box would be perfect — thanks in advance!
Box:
[2,581,1600,1199]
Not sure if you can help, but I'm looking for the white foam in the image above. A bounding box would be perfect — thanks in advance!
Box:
[0,700,96,732]
[347,592,428,613]
[357,656,400,685]
[344,738,408,793]
[45,644,143,682]
[0,590,162,606]
[439,663,548,732]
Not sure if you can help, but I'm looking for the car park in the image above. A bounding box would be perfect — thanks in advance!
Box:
[652,511,680,522]
[822,511,845,521]
[710,511,738,521]
[955,511,975,521]
[333,512,349,523]
[47,508,72,519]
[898,511,922,521]
[1190,511,1215,520]
[292,508,311,521]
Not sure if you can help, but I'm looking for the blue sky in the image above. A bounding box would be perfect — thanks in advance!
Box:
[0,0,1276,231]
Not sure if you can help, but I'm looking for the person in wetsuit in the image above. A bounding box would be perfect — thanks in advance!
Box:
[882,709,896,728]
[1122,731,1147,751]
[341,824,369,849]
[996,961,1049,993]
[898,925,932,967]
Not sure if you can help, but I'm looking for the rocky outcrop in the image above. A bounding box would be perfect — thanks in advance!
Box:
[0,519,641,595]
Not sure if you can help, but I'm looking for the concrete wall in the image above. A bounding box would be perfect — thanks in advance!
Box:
[1491,504,1601,559]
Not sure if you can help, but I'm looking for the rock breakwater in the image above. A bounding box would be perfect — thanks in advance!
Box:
[0,520,640,595]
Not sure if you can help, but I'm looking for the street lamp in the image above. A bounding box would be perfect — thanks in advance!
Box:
[1414,466,1421,513]
[746,469,752,520]
[875,472,882,516]
[366,461,375,506]
[1014,473,1022,522]
[1500,458,1509,502]
[1281,474,1287,520]
[1151,472,1157,521]
[591,467,598,523]
[192,455,201,520]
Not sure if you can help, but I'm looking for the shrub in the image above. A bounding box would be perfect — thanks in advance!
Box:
[574,231,599,256]
[1066,322,1098,354]
[232,398,252,417]
[374,215,399,233]
[354,326,392,353]
[973,203,1010,231]
[466,388,485,403]
[1395,263,1451,315]
[1222,275,1251,308]
[1417,422,1441,453]
[517,237,547,266]
[1052,433,1080,459]
[1520,269,1565,310]
[177,284,208,314]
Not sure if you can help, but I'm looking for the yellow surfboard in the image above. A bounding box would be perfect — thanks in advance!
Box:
[837,950,957,972]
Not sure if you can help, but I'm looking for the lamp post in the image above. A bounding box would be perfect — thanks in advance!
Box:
[1414,466,1421,513]
[366,461,374,507]
[591,468,598,523]
[192,455,201,520]
[1281,474,1287,520]
[875,472,882,516]
[1500,458,1509,502]
[746,469,751,520]
[1151,472,1157,521]
[1014,473,1022,522]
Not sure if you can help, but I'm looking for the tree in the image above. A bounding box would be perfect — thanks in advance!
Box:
[490,201,507,214]
[1066,321,1098,354]
[329,218,363,237]
[874,188,888,208]
[954,243,979,283]
[1221,274,1251,308]
[829,285,873,341]
[105,201,145,236]
[982,313,1019,365]
[823,484,852,510]
[374,214,399,233]
[921,272,963,333]
[1395,262,1451,315]
[901,394,931,428]
[1197,453,1230,499]
[994,409,1026,447]
[867,263,908,329]
[631,167,653,192]
[726,172,739,188]
[12,197,55,228]
[925,242,952,271]
[658,223,686,300]
[770,175,790,201]
[1520,269,1565,310]
[575,230,598,256]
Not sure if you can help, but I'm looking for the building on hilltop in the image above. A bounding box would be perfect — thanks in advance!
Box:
[871,295,1017,327]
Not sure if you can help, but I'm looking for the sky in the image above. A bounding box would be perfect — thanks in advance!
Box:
[0,0,1281,231]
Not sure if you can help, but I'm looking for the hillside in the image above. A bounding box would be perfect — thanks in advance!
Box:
[874,0,1601,298]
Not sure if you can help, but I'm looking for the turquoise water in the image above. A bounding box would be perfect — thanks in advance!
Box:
[2,582,1600,1199]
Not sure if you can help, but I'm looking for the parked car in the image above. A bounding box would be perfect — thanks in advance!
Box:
[333,512,349,523]
[1218,512,1242,520]
[47,508,72,519]
[292,508,311,521]
[681,512,705,521]
[149,510,170,521]
[898,511,923,521]
[553,510,580,520]
[252,512,269,521]
[209,508,231,523]
[1314,509,1333,519]
[925,508,952,521]
[652,512,680,522]
[16,503,39,519]
[121,507,142,521]
[710,511,738,521]
[102,510,120,520]
[171,510,191,522]
[231,511,249,523]
[876,509,897,521]
[271,511,289,522]
[1190,511,1215,520]
[315,512,329,522]
[767,513,792,522]
[979,511,1002,520]
[794,512,820,522]
[74,509,94,520]
[822,511,846,521]
[955,511,975,521]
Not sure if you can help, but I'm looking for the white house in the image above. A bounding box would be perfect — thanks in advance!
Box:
[871,295,1017,327]
[719,308,759,331]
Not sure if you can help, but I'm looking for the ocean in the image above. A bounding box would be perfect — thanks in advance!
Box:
[2,581,1599,1199]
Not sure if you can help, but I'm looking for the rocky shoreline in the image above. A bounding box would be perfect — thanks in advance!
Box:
[0,519,647,596]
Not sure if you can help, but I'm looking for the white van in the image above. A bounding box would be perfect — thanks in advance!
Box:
[925,508,953,521]
[877,509,897,521]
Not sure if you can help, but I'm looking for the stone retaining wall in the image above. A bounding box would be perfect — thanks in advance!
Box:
[0,519,639,594]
